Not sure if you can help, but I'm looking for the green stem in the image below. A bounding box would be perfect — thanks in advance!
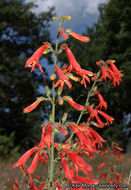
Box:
[77,80,97,125]
[49,26,60,188]
[69,80,97,144]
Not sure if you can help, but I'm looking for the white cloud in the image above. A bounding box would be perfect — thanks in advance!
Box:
[25,0,108,16]
[25,0,108,39]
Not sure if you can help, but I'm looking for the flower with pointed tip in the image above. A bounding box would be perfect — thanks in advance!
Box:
[25,43,50,72]
[61,45,81,73]
[64,96,84,111]
[97,110,115,126]
[86,106,105,128]
[95,91,107,110]
[28,150,41,174]
[53,67,72,92]
[66,30,90,42]
[99,65,112,82]
[11,179,19,190]
[13,147,37,172]
[72,176,99,184]
[97,161,106,170]
[63,150,92,172]
[54,182,63,190]
[58,28,68,39]
[59,152,73,180]
[23,97,44,113]
[74,68,95,87]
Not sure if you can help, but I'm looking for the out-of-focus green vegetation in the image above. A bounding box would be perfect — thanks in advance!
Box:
[0,0,54,157]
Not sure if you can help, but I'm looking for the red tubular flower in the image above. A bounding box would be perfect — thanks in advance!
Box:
[97,110,115,126]
[67,31,90,42]
[63,150,92,171]
[114,173,122,183]
[53,67,72,92]
[56,124,68,135]
[95,91,107,110]
[13,147,37,169]
[58,28,68,39]
[28,150,41,174]
[61,45,81,73]
[72,176,99,184]
[106,67,122,86]
[54,182,63,190]
[11,179,19,190]
[64,96,84,111]
[59,152,73,180]
[87,126,106,145]
[76,130,94,153]
[74,68,95,87]
[100,173,107,179]
[23,97,43,113]
[108,60,124,77]
[101,148,109,156]
[97,161,106,170]
[86,106,105,128]
[44,123,53,151]
[25,43,49,72]
[38,183,46,190]
[100,66,112,82]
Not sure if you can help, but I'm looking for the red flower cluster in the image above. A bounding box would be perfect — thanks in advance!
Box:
[86,106,114,128]
[98,142,123,187]
[53,67,72,92]
[97,60,124,86]
[13,123,57,175]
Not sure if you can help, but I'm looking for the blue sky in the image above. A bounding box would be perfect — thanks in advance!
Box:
[25,0,108,40]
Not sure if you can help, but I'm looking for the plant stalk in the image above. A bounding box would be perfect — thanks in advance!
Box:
[69,80,97,144]
[49,29,60,188]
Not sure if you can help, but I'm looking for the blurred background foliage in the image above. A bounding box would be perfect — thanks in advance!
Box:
[0,0,54,157]
[0,0,131,158]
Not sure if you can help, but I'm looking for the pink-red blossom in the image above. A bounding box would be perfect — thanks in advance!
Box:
[53,67,72,92]
[25,43,49,72]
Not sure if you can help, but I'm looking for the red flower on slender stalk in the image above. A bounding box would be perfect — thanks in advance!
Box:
[74,68,95,87]
[61,45,81,73]
[59,152,73,180]
[63,150,92,172]
[72,176,99,184]
[23,97,44,113]
[97,161,106,170]
[106,67,123,86]
[99,65,112,82]
[54,182,63,190]
[97,110,115,126]
[43,122,53,151]
[56,124,68,135]
[66,30,90,42]
[28,150,41,174]
[53,67,72,92]
[58,28,68,39]
[13,147,37,171]
[64,96,84,111]
[86,106,105,128]
[100,173,107,179]
[11,179,19,190]
[95,91,107,110]
[25,43,50,72]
